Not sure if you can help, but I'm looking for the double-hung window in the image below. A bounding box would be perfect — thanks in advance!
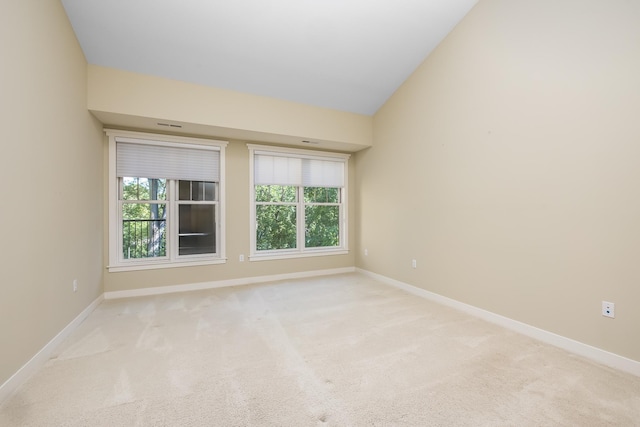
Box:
[107,130,227,271]
[248,144,349,260]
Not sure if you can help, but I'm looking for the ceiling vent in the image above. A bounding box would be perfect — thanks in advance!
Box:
[157,122,182,128]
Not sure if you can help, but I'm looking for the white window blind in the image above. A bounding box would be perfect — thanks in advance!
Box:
[254,154,344,187]
[302,159,344,188]
[116,141,220,182]
[254,155,302,186]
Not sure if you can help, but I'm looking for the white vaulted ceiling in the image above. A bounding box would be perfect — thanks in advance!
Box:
[61,0,478,116]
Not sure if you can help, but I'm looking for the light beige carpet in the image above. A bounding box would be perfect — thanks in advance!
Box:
[1,273,639,426]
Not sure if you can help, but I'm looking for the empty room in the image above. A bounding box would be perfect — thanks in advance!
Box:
[1,0,639,425]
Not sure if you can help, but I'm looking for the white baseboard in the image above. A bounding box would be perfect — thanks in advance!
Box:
[7,265,634,409]
[0,295,104,404]
[104,266,356,299]
[357,268,640,378]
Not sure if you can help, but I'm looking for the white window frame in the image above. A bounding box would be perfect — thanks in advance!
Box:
[248,144,349,261]
[107,129,228,272]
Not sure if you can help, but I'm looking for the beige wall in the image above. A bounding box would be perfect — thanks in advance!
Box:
[0,1,104,385]
[356,0,640,361]
[88,65,373,152]
[91,62,366,294]
[103,138,356,293]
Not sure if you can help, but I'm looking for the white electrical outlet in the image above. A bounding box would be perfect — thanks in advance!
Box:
[73,279,78,293]
[364,249,368,256]
[239,254,245,262]
[412,259,417,269]
[602,301,615,318]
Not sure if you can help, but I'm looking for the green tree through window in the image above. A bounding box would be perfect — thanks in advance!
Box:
[304,187,340,248]
[121,178,167,259]
[255,185,340,251]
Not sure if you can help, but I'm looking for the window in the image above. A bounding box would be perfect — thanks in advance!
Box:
[249,144,349,260]
[107,130,227,271]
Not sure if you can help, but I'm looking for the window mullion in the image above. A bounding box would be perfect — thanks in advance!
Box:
[169,179,176,261]
[117,198,124,262]
[298,186,305,252]
[216,200,220,258]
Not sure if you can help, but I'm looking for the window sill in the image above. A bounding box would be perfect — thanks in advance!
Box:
[107,257,227,273]
[249,249,348,262]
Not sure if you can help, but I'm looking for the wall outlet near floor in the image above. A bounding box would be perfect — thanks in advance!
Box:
[364,249,368,256]
[239,254,245,262]
[73,279,78,293]
[602,301,615,318]
[412,259,417,269]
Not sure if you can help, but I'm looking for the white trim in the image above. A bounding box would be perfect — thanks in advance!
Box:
[107,129,228,271]
[249,250,348,262]
[248,144,349,258]
[105,129,229,148]
[341,158,349,251]
[0,295,104,404]
[218,145,227,262]
[107,257,227,273]
[247,143,350,161]
[104,267,356,299]
[249,148,257,255]
[357,268,640,378]
[108,132,118,269]
[114,137,222,151]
